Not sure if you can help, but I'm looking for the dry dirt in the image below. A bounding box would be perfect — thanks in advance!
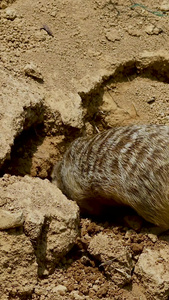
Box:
[1,0,169,299]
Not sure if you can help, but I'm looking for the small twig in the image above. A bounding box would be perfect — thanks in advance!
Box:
[40,24,54,37]
[132,102,139,117]
[93,124,100,133]
[99,257,117,267]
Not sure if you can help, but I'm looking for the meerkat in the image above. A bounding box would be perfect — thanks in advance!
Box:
[52,124,169,229]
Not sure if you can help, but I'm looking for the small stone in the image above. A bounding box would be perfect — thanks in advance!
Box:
[52,285,67,295]
[42,269,49,276]
[127,26,141,37]
[105,28,121,42]
[0,175,79,275]
[70,290,84,299]
[4,8,17,20]
[93,284,99,291]
[24,62,44,81]
[159,1,169,11]
[134,247,169,299]
[125,229,136,239]
[145,25,162,35]
[45,90,84,128]
[50,11,57,17]
[131,243,144,254]
[147,233,158,243]
[0,209,24,230]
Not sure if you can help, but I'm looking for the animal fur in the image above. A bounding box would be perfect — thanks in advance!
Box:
[52,125,169,229]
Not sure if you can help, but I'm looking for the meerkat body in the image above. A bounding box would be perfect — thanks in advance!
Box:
[52,125,169,229]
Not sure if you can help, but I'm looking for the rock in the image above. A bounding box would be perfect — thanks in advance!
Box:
[70,290,85,300]
[4,8,17,20]
[52,285,67,295]
[0,68,44,168]
[145,24,162,35]
[130,243,144,255]
[105,28,122,42]
[24,62,44,81]
[159,1,169,11]
[73,69,112,95]
[45,90,84,128]
[88,232,133,286]
[127,26,141,37]
[24,210,45,240]
[147,233,158,243]
[0,230,37,299]
[134,247,169,299]
[100,89,136,126]
[0,209,24,230]
[0,175,80,274]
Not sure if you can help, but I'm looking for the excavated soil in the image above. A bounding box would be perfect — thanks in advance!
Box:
[1,0,169,299]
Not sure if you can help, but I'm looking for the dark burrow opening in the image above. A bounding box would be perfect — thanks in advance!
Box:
[1,58,169,180]
[0,121,82,180]
[0,123,46,178]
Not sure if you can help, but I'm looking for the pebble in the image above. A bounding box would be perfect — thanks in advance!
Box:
[0,209,24,230]
[105,28,121,42]
[24,62,44,81]
[145,25,162,35]
[52,285,67,295]
[147,233,158,243]
[159,1,169,11]
[4,8,17,20]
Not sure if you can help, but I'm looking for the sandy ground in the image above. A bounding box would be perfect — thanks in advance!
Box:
[1,0,169,299]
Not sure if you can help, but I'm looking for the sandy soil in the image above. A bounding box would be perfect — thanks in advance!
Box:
[1,0,169,299]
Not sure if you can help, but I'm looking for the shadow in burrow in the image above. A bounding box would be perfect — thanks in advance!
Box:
[0,124,47,178]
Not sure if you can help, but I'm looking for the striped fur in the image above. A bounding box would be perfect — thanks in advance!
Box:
[52,125,169,229]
